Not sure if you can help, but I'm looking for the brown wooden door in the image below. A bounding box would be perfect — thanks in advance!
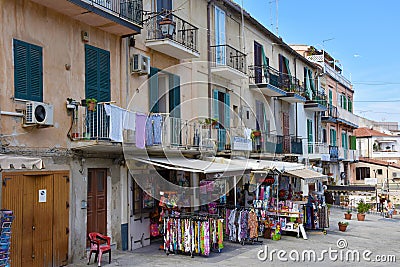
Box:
[1,171,69,267]
[283,112,290,153]
[87,169,107,237]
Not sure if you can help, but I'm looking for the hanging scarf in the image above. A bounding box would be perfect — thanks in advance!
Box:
[218,219,224,250]
[204,220,210,256]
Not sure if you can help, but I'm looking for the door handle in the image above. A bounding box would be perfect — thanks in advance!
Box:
[32,226,36,230]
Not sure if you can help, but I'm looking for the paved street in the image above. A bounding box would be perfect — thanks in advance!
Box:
[75,208,399,267]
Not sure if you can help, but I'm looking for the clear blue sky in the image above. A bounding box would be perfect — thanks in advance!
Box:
[235,0,400,124]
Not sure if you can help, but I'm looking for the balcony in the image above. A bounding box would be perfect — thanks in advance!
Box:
[307,142,330,160]
[69,103,214,154]
[252,133,283,154]
[336,106,359,128]
[329,145,339,162]
[31,0,143,36]
[322,104,338,123]
[290,137,303,154]
[249,65,285,97]
[145,13,199,59]
[210,45,247,80]
[304,91,328,112]
[339,147,358,162]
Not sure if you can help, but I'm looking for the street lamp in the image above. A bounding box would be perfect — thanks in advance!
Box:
[159,17,176,38]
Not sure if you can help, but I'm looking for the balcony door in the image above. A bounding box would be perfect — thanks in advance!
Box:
[215,6,226,65]
[283,112,290,153]
[254,41,263,84]
[213,90,230,151]
[85,45,110,138]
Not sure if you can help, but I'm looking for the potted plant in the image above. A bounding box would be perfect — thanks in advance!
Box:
[344,209,352,220]
[86,98,97,111]
[326,204,332,215]
[357,200,371,221]
[338,221,349,232]
[204,118,218,127]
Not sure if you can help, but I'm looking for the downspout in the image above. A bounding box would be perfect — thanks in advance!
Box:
[294,58,298,139]
[207,0,213,119]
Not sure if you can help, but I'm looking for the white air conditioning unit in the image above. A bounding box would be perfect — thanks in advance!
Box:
[25,101,54,126]
[393,172,400,178]
[131,54,150,75]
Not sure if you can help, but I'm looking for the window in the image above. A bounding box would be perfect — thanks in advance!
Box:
[356,167,370,180]
[215,6,226,65]
[329,90,333,106]
[330,128,337,146]
[341,132,348,149]
[149,67,180,118]
[156,0,172,12]
[13,39,43,102]
[377,169,383,175]
[348,97,353,112]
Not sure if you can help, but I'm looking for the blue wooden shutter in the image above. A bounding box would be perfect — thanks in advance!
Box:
[149,67,159,113]
[169,74,181,118]
[213,90,219,120]
[224,93,230,129]
[14,39,43,102]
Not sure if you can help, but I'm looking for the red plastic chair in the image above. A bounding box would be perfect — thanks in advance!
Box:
[88,232,111,267]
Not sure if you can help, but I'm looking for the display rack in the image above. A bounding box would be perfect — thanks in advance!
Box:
[0,210,13,267]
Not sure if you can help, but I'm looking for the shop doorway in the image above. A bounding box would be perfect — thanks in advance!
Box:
[87,169,107,239]
[1,171,70,267]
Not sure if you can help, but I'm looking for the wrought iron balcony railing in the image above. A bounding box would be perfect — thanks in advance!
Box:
[210,44,246,74]
[145,12,198,53]
[85,0,143,25]
[248,65,305,95]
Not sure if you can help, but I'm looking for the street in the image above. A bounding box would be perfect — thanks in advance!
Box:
[75,207,399,267]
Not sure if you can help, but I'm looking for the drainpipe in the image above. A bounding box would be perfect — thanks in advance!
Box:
[207,0,214,120]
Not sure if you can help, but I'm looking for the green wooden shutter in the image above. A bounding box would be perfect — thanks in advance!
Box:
[224,93,230,129]
[149,67,159,113]
[329,90,333,105]
[261,46,269,67]
[307,119,313,153]
[343,95,347,110]
[14,39,43,102]
[99,49,110,102]
[350,136,356,150]
[85,45,110,102]
[213,89,219,120]
[348,98,353,112]
[29,44,43,102]
[308,69,315,94]
[304,67,312,99]
[333,130,337,146]
[169,74,180,118]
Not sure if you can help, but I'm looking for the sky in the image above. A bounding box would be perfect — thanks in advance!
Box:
[234,0,400,124]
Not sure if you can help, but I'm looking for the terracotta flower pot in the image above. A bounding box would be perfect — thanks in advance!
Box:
[338,223,348,232]
[357,213,365,221]
[344,213,352,220]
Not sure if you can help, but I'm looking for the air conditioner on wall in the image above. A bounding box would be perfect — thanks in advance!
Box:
[393,172,400,178]
[25,101,54,126]
[131,54,150,75]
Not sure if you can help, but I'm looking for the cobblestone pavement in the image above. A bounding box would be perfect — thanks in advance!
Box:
[70,208,399,267]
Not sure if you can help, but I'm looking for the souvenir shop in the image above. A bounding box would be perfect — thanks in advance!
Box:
[128,156,250,256]
[224,167,330,242]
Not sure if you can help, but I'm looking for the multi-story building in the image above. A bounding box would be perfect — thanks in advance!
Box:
[0,0,144,265]
[293,45,358,186]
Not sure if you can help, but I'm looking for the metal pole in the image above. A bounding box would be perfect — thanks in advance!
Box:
[234,175,237,207]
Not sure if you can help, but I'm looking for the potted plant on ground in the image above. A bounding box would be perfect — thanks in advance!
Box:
[86,98,97,112]
[357,200,371,221]
[344,209,352,220]
[338,221,349,232]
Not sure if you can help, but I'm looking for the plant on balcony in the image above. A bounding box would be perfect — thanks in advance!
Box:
[202,118,218,127]
[86,98,97,112]
[373,142,378,152]
[251,130,261,139]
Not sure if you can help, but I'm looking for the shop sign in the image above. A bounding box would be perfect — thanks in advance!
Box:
[364,178,378,185]
[232,136,252,151]
[321,154,330,161]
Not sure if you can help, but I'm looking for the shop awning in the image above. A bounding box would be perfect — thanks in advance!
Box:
[206,157,304,172]
[0,154,44,170]
[327,185,376,192]
[284,168,328,183]
[130,157,251,179]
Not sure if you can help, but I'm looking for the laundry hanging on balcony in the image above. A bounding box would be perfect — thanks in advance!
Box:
[135,113,147,149]
[104,104,136,142]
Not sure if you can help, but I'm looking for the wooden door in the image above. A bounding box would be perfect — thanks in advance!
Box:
[87,169,107,237]
[1,171,69,267]
[283,112,290,153]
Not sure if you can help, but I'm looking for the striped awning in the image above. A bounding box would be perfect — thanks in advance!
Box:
[285,168,328,183]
